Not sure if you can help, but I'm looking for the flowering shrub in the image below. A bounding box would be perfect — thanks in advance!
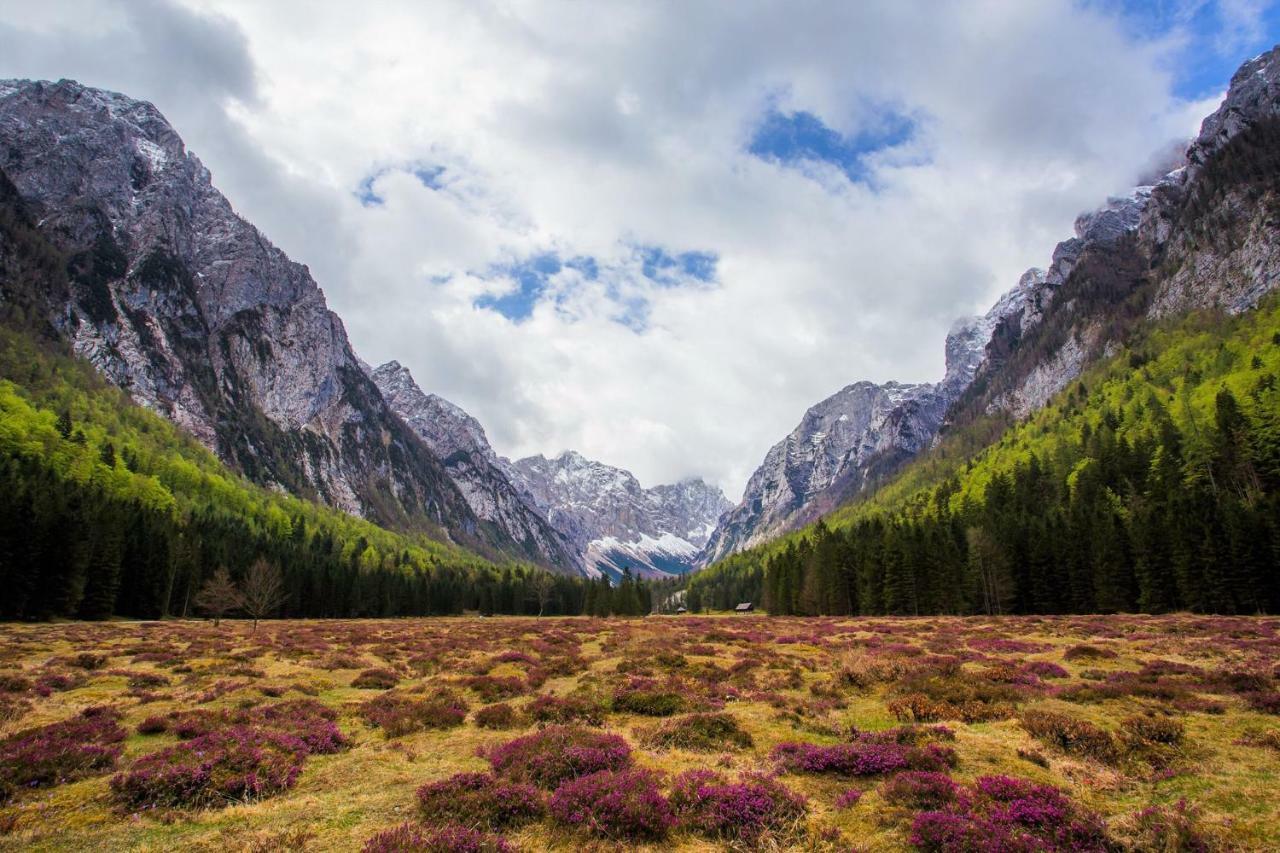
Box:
[1244,691,1280,714]
[416,772,544,829]
[110,726,307,809]
[137,715,169,735]
[473,703,517,729]
[549,769,673,840]
[910,775,1108,852]
[524,693,606,726]
[0,708,126,801]
[362,822,513,853]
[254,699,349,754]
[1020,709,1117,762]
[1025,661,1070,679]
[668,769,806,842]
[488,726,631,788]
[361,693,468,737]
[881,771,959,810]
[834,788,863,809]
[643,711,753,751]
[352,668,401,689]
[462,676,526,702]
[772,741,910,776]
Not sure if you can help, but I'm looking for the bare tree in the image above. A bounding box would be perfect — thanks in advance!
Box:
[531,571,555,616]
[193,567,243,627]
[240,558,286,633]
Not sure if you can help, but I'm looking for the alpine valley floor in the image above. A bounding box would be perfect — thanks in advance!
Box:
[1,614,1278,851]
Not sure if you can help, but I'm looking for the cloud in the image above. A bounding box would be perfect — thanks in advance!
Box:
[1,0,1274,501]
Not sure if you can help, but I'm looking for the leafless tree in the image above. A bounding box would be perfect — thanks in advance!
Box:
[193,567,242,627]
[240,558,286,633]
[531,571,555,616]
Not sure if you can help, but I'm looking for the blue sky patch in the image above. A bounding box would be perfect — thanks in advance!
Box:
[636,245,718,285]
[356,161,448,207]
[473,253,563,322]
[748,105,915,184]
[1101,0,1280,99]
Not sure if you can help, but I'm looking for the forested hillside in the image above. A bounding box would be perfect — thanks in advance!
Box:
[687,298,1280,614]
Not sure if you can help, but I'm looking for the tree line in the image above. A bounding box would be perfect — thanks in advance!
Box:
[688,308,1280,616]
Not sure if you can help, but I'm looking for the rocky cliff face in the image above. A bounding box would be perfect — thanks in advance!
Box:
[0,79,495,551]
[507,451,731,579]
[704,45,1280,567]
[370,361,580,571]
[956,45,1280,424]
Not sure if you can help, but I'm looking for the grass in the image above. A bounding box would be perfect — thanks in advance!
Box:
[0,614,1277,851]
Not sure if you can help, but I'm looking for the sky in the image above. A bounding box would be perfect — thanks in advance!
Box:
[0,0,1277,501]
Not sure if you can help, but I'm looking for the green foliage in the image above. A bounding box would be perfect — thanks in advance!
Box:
[0,325,592,620]
[692,297,1280,615]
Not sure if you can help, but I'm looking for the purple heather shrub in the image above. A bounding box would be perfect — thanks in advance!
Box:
[473,703,518,729]
[253,699,348,754]
[110,726,307,810]
[834,788,864,809]
[524,692,606,726]
[136,715,169,735]
[462,675,526,702]
[0,708,126,802]
[361,693,468,737]
[771,741,911,776]
[881,771,960,810]
[1026,661,1071,679]
[487,725,631,788]
[668,769,806,842]
[1244,691,1280,714]
[549,769,674,840]
[362,822,513,853]
[416,772,544,829]
[909,775,1108,853]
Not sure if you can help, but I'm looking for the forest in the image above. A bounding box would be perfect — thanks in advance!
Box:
[687,297,1280,616]
[0,324,657,621]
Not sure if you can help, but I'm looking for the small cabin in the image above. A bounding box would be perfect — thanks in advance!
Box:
[734,602,754,613]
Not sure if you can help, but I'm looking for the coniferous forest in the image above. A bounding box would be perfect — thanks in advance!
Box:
[687,299,1280,616]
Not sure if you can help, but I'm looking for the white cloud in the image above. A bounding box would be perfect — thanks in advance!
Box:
[0,0,1253,499]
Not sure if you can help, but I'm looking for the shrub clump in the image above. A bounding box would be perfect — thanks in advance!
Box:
[463,676,526,702]
[611,686,685,717]
[488,726,631,788]
[881,771,959,810]
[1020,709,1117,763]
[361,693,468,737]
[549,769,673,840]
[643,712,753,751]
[352,668,402,690]
[773,727,956,777]
[416,772,544,830]
[473,703,518,730]
[524,693,606,726]
[910,775,1108,852]
[109,726,307,810]
[669,769,806,842]
[1063,644,1118,662]
[1111,799,1215,852]
[0,708,127,802]
[362,822,513,853]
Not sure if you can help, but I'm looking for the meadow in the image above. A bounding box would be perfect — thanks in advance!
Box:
[1,614,1278,852]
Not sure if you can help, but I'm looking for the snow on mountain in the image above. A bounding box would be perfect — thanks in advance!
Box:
[506,451,731,579]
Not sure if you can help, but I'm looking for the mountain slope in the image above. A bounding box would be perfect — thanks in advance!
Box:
[506,450,730,579]
[689,45,1280,610]
[370,361,580,572]
[0,78,505,555]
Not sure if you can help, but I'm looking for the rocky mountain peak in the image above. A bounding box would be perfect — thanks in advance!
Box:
[0,77,495,551]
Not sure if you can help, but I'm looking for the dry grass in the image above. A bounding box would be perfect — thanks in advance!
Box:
[0,613,1277,851]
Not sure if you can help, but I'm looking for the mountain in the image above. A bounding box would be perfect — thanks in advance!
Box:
[691,44,1280,607]
[369,360,580,572]
[0,78,509,555]
[700,259,1060,564]
[699,55,1252,565]
[506,450,731,579]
